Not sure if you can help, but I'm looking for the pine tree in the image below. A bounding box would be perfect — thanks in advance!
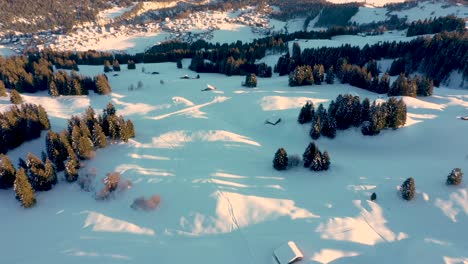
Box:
[95,74,112,95]
[361,98,371,123]
[401,177,415,201]
[310,116,321,140]
[0,154,16,189]
[127,60,136,70]
[321,151,331,170]
[292,42,301,64]
[49,81,59,97]
[303,142,318,168]
[26,153,57,191]
[244,73,257,88]
[176,59,183,69]
[446,168,463,185]
[0,80,6,96]
[64,155,79,182]
[310,151,323,171]
[312,64,325,84]
[14,168,36,208]
[325,66,335,84]
[298,101,315,124]
[104,60,112,73]
[10,89,23,104]
[321,115,337,139]
[112,60,121,71]
[92,123,107,148]
[273,148,288,171]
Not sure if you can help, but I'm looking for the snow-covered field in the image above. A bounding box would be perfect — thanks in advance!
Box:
[0,60,467,264]
[0,45,15,57]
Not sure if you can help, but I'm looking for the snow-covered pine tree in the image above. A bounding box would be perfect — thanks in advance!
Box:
[273,148,289,171]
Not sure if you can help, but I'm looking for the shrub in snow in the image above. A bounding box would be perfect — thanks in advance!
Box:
[446,168,463,186]
[243,73,257,88]
[401,177,415,201]
[273,148,288,171]
[131,195,161,211]
[371,192,377,201]
[288,154,301,168]
[96,172,132,200]
[78,169,96,192]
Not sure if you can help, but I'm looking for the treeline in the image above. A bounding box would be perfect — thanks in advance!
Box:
[315,3,359,27]
[0,104,50,154]
[298,94,407,138]
[0,55,112,96]
[0,103,136,208]
[276,31,467,87]
[407,15,465,37]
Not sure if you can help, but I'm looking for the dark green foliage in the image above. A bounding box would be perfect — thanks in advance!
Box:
[64,156,79,182]
[303,142,318,168]
[95,74,112,95]
[401,177,415,201]
[388,74,416,97]
[371,192,377,201]
[112,60,121,71]
[361,98,371,123]
[312,64,325,84]
[127,60,136,70]
[325,66,335,84]
[407,15,465,37]
[416,76,434,96]
[334,94,360,130]
[446,168,463,186]
[45,131,68,171]
[389,58,406,76]
[310,148,331,172]
[26,153,57,191]
[386,98,407,129]
[316,3,359,27]
[243,73,257,88]
[92,123,107,148]
[71,125,94,160]
[376,73,390,94]
[292,42,301,64]
[321,115,337,139]
[176,59,183,69]
[0,80,6,96]
[10,90,23,104]
[0,154,16,189]
[273,148,288,171]
[310,116,321,140]
[321,151,331,171]
[366,60,380,78]
[14,168,36,208]
[298,101,315,124]
[289,65,313,86]
[0,104,51,154]
[104,60,112,73]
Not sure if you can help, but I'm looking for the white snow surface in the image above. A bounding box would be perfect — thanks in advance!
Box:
[0,60,467,264]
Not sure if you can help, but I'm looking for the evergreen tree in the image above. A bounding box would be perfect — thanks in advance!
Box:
[273,148,288,171]
[292,42,301,64]
[298,101,315,124]
[446,168,463,186]
[94,74,112,95]
[127,60,136,70]
[416,76,434,96]
[371,192,377,201]
[321,115,337,138]
[310,151,323,171]
[125,119,136,139]
[376,73,390,94]
[0,80,6,96]
[104,60,112,73]
[0,154,16,189]
[321,151,331,170]
[316,103,327,125]
[303,142,318,168]
[26,153,57,191]
[176,59,183,69]
[64,155,79,182]
[325,66,335,84]
[92,123,107,148]
[361,98,371,123]
[310,116,321,140]
[312,64,325,84]
[10,89,23,104]
[112,60,121,71]
[14,168,36,208]
[243,73,257,88]
[401,177,415,201]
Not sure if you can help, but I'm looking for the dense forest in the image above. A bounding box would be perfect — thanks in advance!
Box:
[275,31,467,87]
[0,55,112,96]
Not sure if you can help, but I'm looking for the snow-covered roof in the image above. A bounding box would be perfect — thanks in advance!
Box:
[274,241,303,264]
